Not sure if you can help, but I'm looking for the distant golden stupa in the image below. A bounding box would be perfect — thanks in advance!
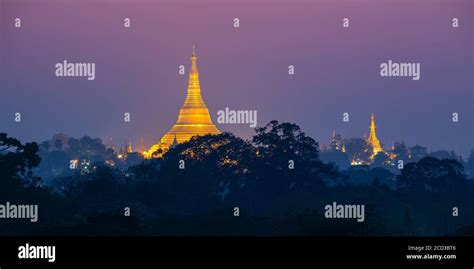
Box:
[366,113,383,157]
[144,46,220,158]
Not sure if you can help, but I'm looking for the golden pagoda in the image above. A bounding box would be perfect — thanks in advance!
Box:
[366,113,383,158]
[144,46,220,158]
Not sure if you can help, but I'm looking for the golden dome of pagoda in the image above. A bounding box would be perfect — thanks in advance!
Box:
[145,46,220,158]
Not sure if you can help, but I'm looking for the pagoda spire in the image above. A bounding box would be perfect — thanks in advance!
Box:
[183,45,205,108]
[367,113,383,157]
[370,114,376,135]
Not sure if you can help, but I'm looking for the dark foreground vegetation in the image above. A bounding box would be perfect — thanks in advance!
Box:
[1,121,474,236]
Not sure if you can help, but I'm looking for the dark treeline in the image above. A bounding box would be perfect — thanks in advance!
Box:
[1,121,474,236]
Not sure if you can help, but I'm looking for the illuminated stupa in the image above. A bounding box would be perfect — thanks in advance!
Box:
[145,46,220,158]
[366,113,383,158]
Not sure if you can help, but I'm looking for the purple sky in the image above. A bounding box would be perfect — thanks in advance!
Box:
[1,0,473,157]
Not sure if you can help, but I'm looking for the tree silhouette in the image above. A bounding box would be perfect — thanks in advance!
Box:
[251,121,337,213]
[343,137,371,163]
[155,132,255,214]
[397,157,466,193]
[372,152,389,168]
[465,149,474,178]
[0,132,42,196]
[3,122,474,236]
